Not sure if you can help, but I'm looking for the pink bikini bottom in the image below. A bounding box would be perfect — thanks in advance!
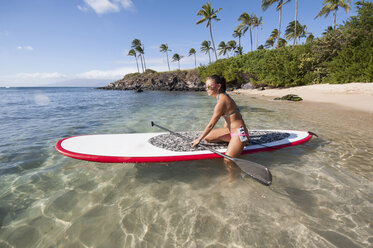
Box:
[230,133,249,137]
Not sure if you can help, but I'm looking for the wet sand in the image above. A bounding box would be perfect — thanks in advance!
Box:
[234,83,373,113]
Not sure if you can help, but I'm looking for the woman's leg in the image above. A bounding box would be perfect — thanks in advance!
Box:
[204,128,230,143]
[223,136,246,181]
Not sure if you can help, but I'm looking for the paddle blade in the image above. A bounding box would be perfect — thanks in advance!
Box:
[233,158,272,186]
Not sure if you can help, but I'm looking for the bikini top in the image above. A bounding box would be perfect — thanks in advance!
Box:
[217,93,241,117]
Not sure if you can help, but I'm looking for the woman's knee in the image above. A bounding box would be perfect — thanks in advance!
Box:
[204,133,214,143]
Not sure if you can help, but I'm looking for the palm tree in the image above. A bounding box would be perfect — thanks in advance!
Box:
[160,43,171,71]
[227,40,237,57]
[201,40,212,63]
[262,0,291,48]
[294,0,298,45]
[265,38,275,48]
[265,29,279,48]
[172,53,183,70]
[278,38,287,47]
[232,27,243,55]
[285,20,307,44]
[322,26,334,35]
[218,41,230,58]
[252,16,264,49]
[135,46,145,72]
[196,1,222,61]
[132,39,146,72]
[306,33,314,44]
[127,49,139,73]
[316,0,352,30]
[189,48,197,68]
[238,12,255,51]
[235,46,243,56]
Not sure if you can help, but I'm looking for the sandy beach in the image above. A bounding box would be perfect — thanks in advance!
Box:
[234,83,373,113]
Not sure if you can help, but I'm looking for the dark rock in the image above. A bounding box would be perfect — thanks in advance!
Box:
[274,94,303,101]
[241,83,254,90]
[99,69,205,92]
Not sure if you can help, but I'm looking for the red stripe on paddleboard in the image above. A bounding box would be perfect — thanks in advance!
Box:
[55,132,313,163]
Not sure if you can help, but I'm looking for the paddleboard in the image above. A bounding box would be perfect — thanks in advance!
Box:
[56,130,314,163]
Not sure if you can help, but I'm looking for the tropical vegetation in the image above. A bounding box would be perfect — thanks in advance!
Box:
[199,2,373,87]
[126,1,372,88]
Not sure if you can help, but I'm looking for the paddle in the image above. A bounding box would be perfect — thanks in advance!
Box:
[151,121,272,186]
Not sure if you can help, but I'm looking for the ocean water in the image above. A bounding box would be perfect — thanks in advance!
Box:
[0,87,372,247]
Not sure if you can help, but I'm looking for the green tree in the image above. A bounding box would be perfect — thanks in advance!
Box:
[172,53,183,70]
[238,12,256,51]
[160,43,171,71]
[262,0,291,48]
[316,0,352,29]
[189,48,197,68]
[278,38,288,47]
[227,40,237,57]
[196,1,222,61]
[233,27,243,55]
[127,49,139,73]
[265,29,279,48]
[201,40,212,63]
[294,0,298,45]
[252,16,264,49]
[306,33,314,44]
[285,20,307,44]
[218,41,230,58]
[131,39,146,72]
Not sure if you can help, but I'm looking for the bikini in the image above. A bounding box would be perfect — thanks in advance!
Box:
[217,93,249,140]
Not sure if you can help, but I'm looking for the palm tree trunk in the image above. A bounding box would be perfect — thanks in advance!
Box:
[166,51,170,71]
[139,55,144,73]
[143,55,146,71]
[333,9,337,30]
[194,54,197,68]
[209,24,218,61]
[294,0,298,45]
[256,27,259,50]
[276,7,282,48]
[178,60,180,70]
[239,37,241,52]
[135,56,139,73]
[250,28,253,51]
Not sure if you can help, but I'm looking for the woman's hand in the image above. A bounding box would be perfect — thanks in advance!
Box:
[191,138,201,147]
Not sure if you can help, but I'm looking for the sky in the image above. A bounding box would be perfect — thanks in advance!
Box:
[0,0,364,87]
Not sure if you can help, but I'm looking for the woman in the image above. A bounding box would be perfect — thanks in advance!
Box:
[191,75,249,178]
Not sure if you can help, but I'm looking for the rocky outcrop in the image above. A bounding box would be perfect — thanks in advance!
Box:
[98,69,205,91]
[274,94,303,101]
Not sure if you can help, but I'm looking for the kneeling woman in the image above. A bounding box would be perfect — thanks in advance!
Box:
[191,75,249,177]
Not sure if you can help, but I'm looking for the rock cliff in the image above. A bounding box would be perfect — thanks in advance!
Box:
[98,69,205,91]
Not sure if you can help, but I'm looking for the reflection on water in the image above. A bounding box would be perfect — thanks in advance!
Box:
[0,88,372,247]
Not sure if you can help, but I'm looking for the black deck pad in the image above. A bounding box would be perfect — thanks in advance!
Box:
[149,131,290,152]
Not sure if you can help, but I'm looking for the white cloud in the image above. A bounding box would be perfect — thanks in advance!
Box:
[77,5,89,12]
[76,67,136,80]
[17,45,34,51]
[0,72,68,86]
[16,72,66,80]
[79,0,134,15]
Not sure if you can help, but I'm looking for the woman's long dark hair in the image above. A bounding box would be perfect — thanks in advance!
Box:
[206,75,226,93]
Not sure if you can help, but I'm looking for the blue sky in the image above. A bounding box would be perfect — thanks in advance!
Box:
[0,0,362,87]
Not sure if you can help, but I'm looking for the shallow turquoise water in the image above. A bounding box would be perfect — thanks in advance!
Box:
[0,87,372,247]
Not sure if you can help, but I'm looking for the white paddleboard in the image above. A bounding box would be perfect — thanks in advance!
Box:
[56,130,314,163]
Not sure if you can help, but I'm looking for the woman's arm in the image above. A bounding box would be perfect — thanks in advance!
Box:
[191,102,224,147]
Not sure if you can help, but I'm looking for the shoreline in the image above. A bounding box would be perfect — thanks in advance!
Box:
[234,83,373,114]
